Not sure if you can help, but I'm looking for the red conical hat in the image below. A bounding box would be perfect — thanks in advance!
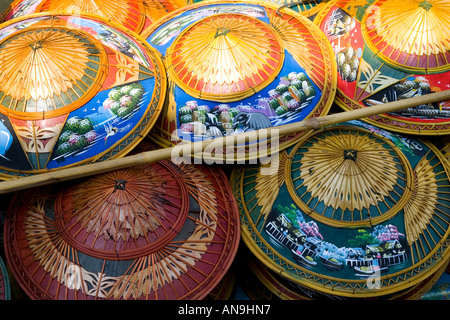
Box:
[4,161,240,300]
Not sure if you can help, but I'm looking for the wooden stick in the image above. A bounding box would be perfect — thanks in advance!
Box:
[0,90,449,194]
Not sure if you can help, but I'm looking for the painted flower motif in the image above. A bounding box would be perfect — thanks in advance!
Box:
[129,88,143,97]
[269,89,280,98]
[180,123,194,132]
[118,106,132,117]
[215,104,230,112]
[414,76,428,83]
[403,80,415,88]
[196,105,210,113]
[103,98,115,110]
[275,83,289,94]
[84,130,97,143]
[66,116,80,127]
[120,95,132,107]
[418,81,431,91]
[120,85,134,95]
[79,118,94,134]
[57,142,71,154]
[179,106,192,115]
[180,114,192,124]
[186,101,198,110]
[68,133,82,146]
[110,101,120,114]
[109,88,122,101]
[58,130,72,143]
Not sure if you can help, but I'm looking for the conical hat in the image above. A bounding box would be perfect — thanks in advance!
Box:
[234,0,327,18]
[0,13,166,178]
[231,120,450,298]
[314,0,450,135]
[143,0,337,161]
[0,0,201,35]
[4,161,240,300]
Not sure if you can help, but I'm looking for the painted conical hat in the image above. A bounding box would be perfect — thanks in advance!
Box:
[143,0,336,161]
[4,161,240,300]
[231,120,450,298]
[1,0,147,33]
[0,13,166,179]
[314,0,450,135]
[234,0,327,18]
[0,0,201,35]
[141,0,203,32]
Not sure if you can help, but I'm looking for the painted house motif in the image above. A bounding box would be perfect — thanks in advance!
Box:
[264,204,409,277]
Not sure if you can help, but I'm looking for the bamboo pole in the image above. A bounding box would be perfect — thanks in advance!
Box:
[0,90,449,194]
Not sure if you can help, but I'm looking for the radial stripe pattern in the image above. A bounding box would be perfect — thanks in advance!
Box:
[4,162,240,300]
[166,13,284,101]
[363,0,450,71]
[0,27,105,114]
[287,128,411,225]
